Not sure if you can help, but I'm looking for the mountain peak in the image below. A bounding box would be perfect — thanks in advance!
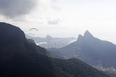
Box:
[0,22,25,46]
[78,34,83,39]
[77,34,84,42]
[84,30,93,38]
[46,35,53,40]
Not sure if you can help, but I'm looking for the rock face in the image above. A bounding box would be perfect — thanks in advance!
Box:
[0,22,25,46]
[0,22,49,62]
[0,22,26,62]
[58,30,116,70]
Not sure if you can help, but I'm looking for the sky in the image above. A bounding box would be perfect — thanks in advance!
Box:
[1,0,116,44]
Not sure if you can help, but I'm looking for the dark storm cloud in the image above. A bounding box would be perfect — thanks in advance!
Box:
[0,0,37,18]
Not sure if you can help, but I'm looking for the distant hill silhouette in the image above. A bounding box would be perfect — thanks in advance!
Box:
[58,30,116,73]
[0,22,110,77]
[46,35,53,40]
[26,34,76,48]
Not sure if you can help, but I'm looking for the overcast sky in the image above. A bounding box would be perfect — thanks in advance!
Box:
[1,0,116,44]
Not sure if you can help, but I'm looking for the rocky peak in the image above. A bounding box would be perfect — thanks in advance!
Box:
[0,22,25,46]
[46,35,53,40]
[84,30,94,39]
[0,22,28,62]
[77,34,84,42]
[0,22,49,58]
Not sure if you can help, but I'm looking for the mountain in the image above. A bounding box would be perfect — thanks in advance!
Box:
[27,39,35,43]
[26,34,76,48]
[58,30,116,73]
[46,35,53,40]
[47,48,64,59]
[0,22,110,77]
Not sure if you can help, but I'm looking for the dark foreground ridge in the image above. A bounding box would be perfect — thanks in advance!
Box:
[0,22,110,77]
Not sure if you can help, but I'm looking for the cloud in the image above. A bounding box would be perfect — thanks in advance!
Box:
[25,16,46,24]
[47,18,62,25]
[51,5,61,11]
[0,0,37,18]
[38,0,51,4]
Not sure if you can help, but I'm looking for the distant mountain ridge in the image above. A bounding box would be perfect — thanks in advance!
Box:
[26,34,76,48]
[58,30,116,73]
[0,22,110,77]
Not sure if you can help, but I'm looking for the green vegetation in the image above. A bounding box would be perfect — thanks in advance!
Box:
[47,48,64,59]
[0,51,110,77]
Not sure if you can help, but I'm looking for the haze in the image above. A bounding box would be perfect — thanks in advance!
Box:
[0,0,116,44]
